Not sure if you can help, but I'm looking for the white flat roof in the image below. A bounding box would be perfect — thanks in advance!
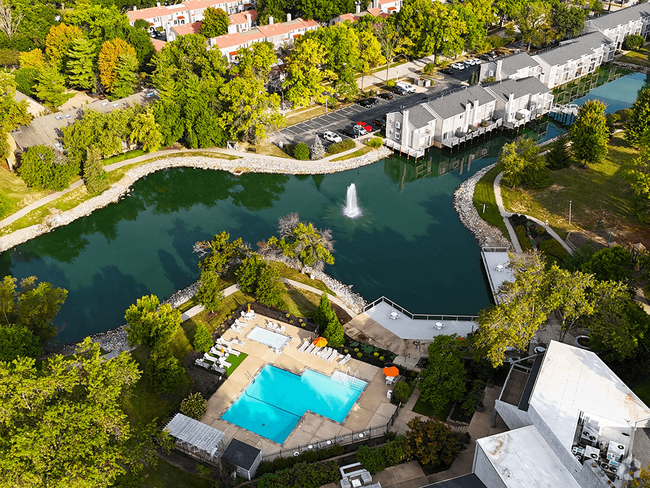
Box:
[529,341,650,450]
[364,300,476,340]
[477,425,582,488]
[480,248,515,304]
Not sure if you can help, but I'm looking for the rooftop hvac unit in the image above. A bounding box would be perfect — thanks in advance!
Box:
[581,423,599,444]
[585,445,600,461]
[571,446,585,461]
[607,441,626,463]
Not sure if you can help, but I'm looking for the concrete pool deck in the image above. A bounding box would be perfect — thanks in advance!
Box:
[200,313,397,456]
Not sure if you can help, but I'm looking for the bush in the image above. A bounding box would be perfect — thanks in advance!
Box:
[145,349,184,393]
[515,225,532,251]
[180,392,208,420]
[487,35,509,49]
[0,48,19,67]
[326,139,355,155]
[258,461,340,488]
[84,147,109,195]
[18,145,78,191]
[257,445,344,476]
[357,352,363,358]
[539,239,569,262]
[483,76,496,83]
[546,136,572,170]
[394,380,412,404]
[386,79,396,88]
[367,137,383,148]
[192,322,213,353]
[256,265,286,309]
[423,63,436,75]
[13,67,40,97]
[624,34,645,50]
[294,142,310,160]
[356,436,407,475]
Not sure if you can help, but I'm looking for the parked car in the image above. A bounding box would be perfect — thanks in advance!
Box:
[395,81,416,93]
[357,97,379,107]
[479,54,492,61]
[463,59,475,67]
[322,130,342,143]
[450,63,465,70]
[372,118,385,128]
[441,68,455,75]
[356,121,373,132]
[341,127,359,138]
[391,86,408,95]
[378,92,393,100]
[353,124,368,136]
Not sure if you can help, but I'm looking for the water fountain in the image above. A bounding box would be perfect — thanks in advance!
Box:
[343,183,362,218]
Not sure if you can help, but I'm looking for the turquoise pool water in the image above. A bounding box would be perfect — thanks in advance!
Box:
[222,365,365,444]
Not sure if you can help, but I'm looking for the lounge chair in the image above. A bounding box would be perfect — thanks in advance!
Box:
[195,358,211,369]
[232,337,245,346]
[298,340,310,352]
[211,364,226,375]
[209,346,228,357]
[272,347,282,355]
[234,319,247,328]
[276,324,286,332]
[218,358,232,368]
[217,337,233,347]
[340,354,352,365]
[361,471,372,484]
[318,347,331,359]
[204,352,220,362]
[312,346,323,356]
[327,350,340,362]
[226,347,241,357]
[304,344,315,354]
[231,324,243,333]
[266,322,278,330]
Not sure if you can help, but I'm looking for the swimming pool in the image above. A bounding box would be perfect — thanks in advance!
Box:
[222,365,366,444]
[247,326,291,349]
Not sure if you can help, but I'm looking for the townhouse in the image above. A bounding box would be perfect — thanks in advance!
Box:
[479,52,542,82]
[483,76,553,129]
[167,10,257,42]
[584,1,650,49]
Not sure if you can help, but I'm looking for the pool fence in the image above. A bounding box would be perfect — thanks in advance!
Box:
[363,296,478,323]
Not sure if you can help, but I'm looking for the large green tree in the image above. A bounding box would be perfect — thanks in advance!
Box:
[199,7,229,38]
[310,23,361,98]
[111,50,139,99]
[197,231,249,276]
[625,85,650,147]
[0,338,159,487]
[124,294,182,352]
[255,265,286,309]
[66,36,96,91]
[83,146,109,195]
[500,137,550,189]
[418,334,467,407]
[405,418,468,467]
[195,270,225,312]
[569,99,609,167]
[129,105,163,153]
[515,0,552,49]
[550,3,585,40]
[284,37,332,109]
[18,144,77,191]
[0,72,30,161]
[35,66,72,109]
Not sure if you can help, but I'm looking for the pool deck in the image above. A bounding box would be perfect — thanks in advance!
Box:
[201,313,397,456]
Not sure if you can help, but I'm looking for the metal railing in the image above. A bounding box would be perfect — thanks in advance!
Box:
[362,296,478,322]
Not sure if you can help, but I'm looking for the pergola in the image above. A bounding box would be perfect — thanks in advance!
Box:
[164,413,226,461]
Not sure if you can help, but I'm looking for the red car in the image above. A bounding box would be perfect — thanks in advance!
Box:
[356,121,373,132]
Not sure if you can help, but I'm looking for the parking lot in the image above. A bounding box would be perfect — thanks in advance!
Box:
[271,76,464,147]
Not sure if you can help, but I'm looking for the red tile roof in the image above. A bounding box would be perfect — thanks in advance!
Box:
[257,17,317,38]
[213,29,265,49]
[127,5,174,22]
[152,39,167,52]
[229,10,258,25]
[172,21,202,36]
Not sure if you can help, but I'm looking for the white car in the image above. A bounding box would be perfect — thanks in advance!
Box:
[353,125,368,136]
[395,81,416,93]
[450,63,465,70]
[463,59,474,67]
[322,131,342,143]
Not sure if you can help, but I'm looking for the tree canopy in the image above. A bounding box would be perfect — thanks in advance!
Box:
[569,99,609,167]
[18,145,77,191]
[199,7,229,38]
[418,335,467,407]
[500,137,550,189]
[0,72,30,161]
[125,294,182,352]
[626,85,650,148]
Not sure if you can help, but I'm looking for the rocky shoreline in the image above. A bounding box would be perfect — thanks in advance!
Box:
[453,163,512,249]
[0,147,393,253]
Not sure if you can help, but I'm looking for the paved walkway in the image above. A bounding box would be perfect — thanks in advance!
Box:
[494,172,573,254]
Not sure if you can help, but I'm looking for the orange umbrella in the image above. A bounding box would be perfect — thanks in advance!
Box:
[383,366,399,377]
[313,337,328,347]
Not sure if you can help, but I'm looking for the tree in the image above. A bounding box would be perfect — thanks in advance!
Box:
[312,23,361,98]
[0,72,30,163]
[196,231,249,276]
[111,50,139,98]
[98,38,136,93]
[550,3,585,40]
[405,418,468,467]
[500,137,550,188]
[569,99,609,166]
[357,29,385,90]
[418,334,467,407]
[84,146,109,195]
[256,0,286,25]
[235,254,266,293]
[124,294,182,352]
[45,23,84,72]
[452,4,486,52]
[0,338,162,487]
[267,212,335,271]
[284,37,332,109]
[35,66,72,109]
[0,324,41,361]
[255,265,286,309]
[464,0,495,31]
[66,36,96,91]
[195,270,225,312]
[626,85,650,147]
[18,48,46,69]
[581,246,635,283]
[199,7,229,37]
[0,0,24,40]
[515,1,552,49]
[624,34,645,51]
[192,322,213,353]
[310,137,325,160]
[145,347,184,393]
[323,311,344,347]
[0,275,67,344]
[374,18,408,82]
[294,142,310,160]
[18,145,76,191]
[180,392,208,420]
[546,135,573,170]
[314,293,333,327]
[153,99,184,147]
[129,106,163,152]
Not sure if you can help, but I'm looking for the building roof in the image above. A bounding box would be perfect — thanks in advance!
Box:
[535,31,612,66]
[172,21,202,36]
[222,438,261,470]
[529,341,650,451]
[379,0,399,4]
[407,104,435,129]
[337,13,358,22]
[485,76,550,102]
[588,2,650,31]
[182,0,225,11]
[477,426,583,488]
[152,39,167,52]
[127,5,175,22]
[164,413,225,459]
[499,52,539,75]
[427,85,495,120]
[212,28,265,49]
[230,10,257,24]
[422,474,487,488]
[257,17,318,37]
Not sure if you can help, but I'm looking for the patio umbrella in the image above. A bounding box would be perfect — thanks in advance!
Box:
[383,366,399,377]
[313,337,328,347]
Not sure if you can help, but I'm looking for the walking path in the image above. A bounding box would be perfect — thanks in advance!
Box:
[493,172,573,254]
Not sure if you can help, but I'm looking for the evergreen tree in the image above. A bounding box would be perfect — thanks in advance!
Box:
[83,146,109,195]
[323,310,344,347]
[35,66,72,109]
[545,135,572,170]
[235,255,266,293]
[112,50,139,99]
[256,265,286,309]
[310,137,326,160]
[569,99,609,167]
[66,36,96,91]
[145,349,184,393]
[192,322,213,353]
[314,293,332,327]
[195,270,224,312]
[625,85,650,147]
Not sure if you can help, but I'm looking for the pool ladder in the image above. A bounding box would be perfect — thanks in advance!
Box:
[245,371,255,383]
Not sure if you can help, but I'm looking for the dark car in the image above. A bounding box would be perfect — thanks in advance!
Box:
[391,86,408,96]
[356,97,379,107]
[341,127,359,138]
[372,118,385,128]
[441,68,454,75]
[378,92,393,100]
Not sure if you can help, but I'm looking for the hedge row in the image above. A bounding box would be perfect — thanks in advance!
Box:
[515,225,532,251]
[257,461,340,488]
[326,139,355,155]
[356,436,408,475]
[257,445,345,476]
[539,238,569,261]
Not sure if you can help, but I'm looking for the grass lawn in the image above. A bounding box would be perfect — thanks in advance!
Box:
[501,134,638,238]
[269,261,334,295]
[331,146,372,162]
[225,352,248,376]
[619,49,650,68]
[412,397,453,422]
[473,163,508,238]
[0,167,49,220]
[249,141,294,159]
[102,148,146,166]
[121,458,213,488]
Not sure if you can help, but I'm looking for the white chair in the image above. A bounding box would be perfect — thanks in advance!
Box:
[204,353,220,362]
[216,337,233,348]
[327,350,339,362]
[312,346,323,356]
[386,376,397,385]
[212,364,226,375]
[232,338,245,346]
[226,347,241,357]
[209,346,227,357]
[277,324,286,333]
[195,358,210,369]
[298,340,310,352]
[231,324,243,333]
[218,357,231,368]
[304,344,315,354]
[340,354,352,365]
[234,319,247,328]
[317,348,329,359]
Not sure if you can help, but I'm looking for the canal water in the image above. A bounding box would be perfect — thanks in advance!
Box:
[1,73,646,345]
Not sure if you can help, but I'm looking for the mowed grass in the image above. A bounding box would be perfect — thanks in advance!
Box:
[500,134,638,237]
[619,49,650,68]
[0,167,49,220]
[473,163,508,238]
[412,397,453,422]
[331,146,372,161]
[120,458,213,488]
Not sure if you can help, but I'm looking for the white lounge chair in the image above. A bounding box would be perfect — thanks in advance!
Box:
[217,337,233,347]
[226,347,241,357]
[312,346,323,356]
[266,322,278,330]
[318,347,331,359]
[218,358,232,368]
[340,354,352,365]
[272,347,282,354]
[327,350,340,362]
[211,364,226,374]
[195,358,211,369]
[232,337,245,346]
[234,319,247,328]
[298,340,310,352]
[276,324,286,333]
[231,324,243,333]
[209,346,228,357]
[304,344,315,354]
[204,352,220,362]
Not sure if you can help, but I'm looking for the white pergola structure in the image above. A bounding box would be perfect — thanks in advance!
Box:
[164,413,226,462]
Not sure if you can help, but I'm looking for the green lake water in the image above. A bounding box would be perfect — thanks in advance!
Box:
[1,73,646,345]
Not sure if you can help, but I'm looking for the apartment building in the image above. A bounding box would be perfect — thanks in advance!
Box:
[479,52,542,83]
[584,1,650,49]
[483,77,553,129]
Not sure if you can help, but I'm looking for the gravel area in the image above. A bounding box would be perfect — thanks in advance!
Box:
[453,163,512,249]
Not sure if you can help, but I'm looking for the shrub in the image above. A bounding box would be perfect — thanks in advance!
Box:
[256,265,286,309]
[0,48,19,67]
[405,418,468,467]
[357,352,363,358]
[461,394,478,417]
[310,137,326,160]
[367,137,383,148]
[84,147,109,195]
[13,67,40,96]
[294,142,310,160]
[326,139,355,155]
[515,225,532,251]
[257,445,345,476]
[356,437,407,475]
[145,349,184,393]
[483,76,496,83]
[192,322,213,353]
[386,79,396,88]
[373,352,379,357]
[258,461,340,488]
[546,136,573,170]
[539,238,569,262]
[423,63,436,75]
[18,145,77,191]
[394,380,412,404]
[180,392,208,420]
[623,34,645,50]
[534,226,545,236]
